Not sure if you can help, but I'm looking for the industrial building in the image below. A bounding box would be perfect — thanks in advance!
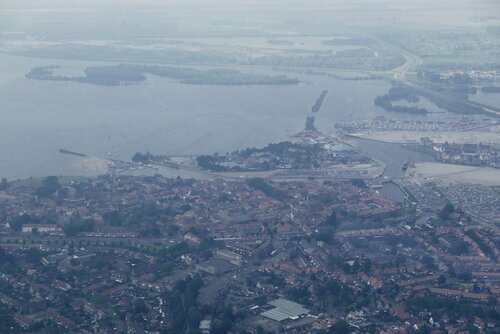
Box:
[261,298,310,322]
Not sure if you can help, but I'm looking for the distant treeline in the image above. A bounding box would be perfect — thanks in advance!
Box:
[284,69,381,81]
[481,86,500,93]
[26,64,300,86]
[196,155,227,172]
[487,26,500,37]
[374,86,429,115]
[334,48,375,58]
[248,48,405,71]
[322,37,375,46]
[327,73,382,81]
[375,84,488,115]
[132,152,154,163]
[383,105,428,115]
[311,90,328,113]
[266,39,294,46]
[26,65,144,86]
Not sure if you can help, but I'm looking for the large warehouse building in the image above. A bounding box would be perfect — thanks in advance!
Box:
[261,298,310,322]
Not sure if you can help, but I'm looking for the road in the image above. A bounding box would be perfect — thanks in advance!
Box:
[370,34,500,117]
[369,35,422,83]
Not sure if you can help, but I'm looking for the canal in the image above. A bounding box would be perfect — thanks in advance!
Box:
[352,137,436,202]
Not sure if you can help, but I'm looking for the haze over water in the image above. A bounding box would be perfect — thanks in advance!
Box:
[1,0,497,180]
[0,53,401,180]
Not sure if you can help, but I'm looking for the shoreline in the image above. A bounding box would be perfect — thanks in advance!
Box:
[344,130,500,145]
[408,162,500,186]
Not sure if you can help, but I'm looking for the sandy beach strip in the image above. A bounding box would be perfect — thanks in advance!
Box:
[409,162,500,186]
[350,131,500,145]
[81,157,109,174]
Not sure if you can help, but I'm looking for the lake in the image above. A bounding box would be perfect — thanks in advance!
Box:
[0,52,452,181]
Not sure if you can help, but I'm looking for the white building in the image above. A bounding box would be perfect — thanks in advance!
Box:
[22,224,61,234]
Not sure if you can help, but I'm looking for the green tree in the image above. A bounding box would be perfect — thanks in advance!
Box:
[363,259,372,273]
[325,210,338,227]
[132,298,148,314]
[421,255,435,269]
[132,152,153,163]
[329,319,351,334]
[0,178,8,190]
[449,241,469,255]
[316,225,336,243]
[439,203,455,221]
[9,213,37,232]
[246,178,289,201]
[63,218,95,237]
[351,179,366,188]
[187,306,202,328]
[35,176,60,197]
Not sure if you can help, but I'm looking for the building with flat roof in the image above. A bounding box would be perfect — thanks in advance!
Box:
[22,224,61,234]
[199,319,211,334]
[261,298,310,322]
[214,249,243,266]
[195,259,237,276]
